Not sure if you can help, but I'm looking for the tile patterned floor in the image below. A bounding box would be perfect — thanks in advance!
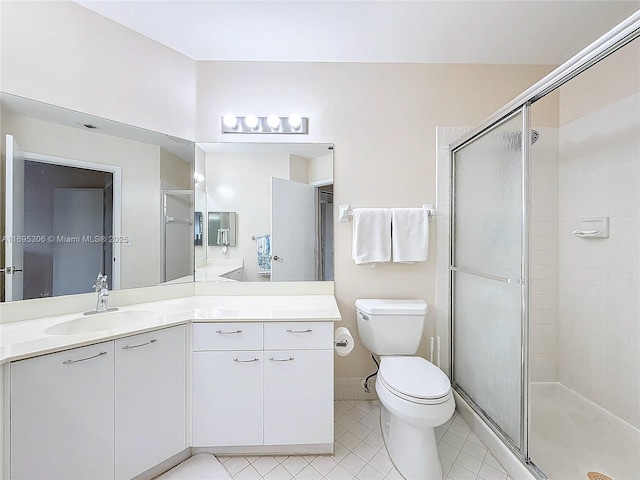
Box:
[217,400,513,480]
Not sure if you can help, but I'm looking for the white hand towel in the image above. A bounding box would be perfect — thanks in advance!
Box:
[391,208,429,262]
[352,208,392,265]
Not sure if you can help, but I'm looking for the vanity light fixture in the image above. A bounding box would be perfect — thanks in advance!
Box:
[222,114,239,130]
[221,114,309,134]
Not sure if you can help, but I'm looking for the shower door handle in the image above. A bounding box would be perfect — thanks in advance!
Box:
[450,266,515,284]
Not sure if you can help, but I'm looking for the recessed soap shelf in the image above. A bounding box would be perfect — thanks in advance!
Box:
[573,217,609,238]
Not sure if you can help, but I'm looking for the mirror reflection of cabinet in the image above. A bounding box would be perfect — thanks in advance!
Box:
[207,212,237,246]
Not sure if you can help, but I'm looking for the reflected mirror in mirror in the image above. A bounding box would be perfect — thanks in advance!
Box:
[1,92,195,302]
[195,142,334,283]
[208,212,237,247]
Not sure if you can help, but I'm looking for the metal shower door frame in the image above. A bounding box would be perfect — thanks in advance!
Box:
[448,104,533,473]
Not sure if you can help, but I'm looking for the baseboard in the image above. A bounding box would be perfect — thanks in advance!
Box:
[335,377,379,401]
[192,443,334,456]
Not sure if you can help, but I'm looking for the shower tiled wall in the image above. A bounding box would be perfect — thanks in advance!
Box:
[557,92,640,428]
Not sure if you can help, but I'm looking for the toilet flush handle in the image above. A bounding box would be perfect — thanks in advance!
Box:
[360,312,369,320]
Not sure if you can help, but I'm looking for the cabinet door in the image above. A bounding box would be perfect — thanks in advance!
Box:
[264,349,334,445]
[192,350,263,446]
[11,342,115,480]
[115,325,187,480]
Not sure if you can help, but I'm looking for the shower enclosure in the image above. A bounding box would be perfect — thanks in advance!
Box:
[447,13,639,480]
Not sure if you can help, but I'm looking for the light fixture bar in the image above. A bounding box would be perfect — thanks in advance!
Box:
[221,115,309,134]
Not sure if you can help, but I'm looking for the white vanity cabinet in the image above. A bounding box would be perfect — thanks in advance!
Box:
[192,323,264,446]
[263,323,334,446]
[115,325,187,479]
[10,342,116,480]
[9,325,187,480]
[191,321,334,452]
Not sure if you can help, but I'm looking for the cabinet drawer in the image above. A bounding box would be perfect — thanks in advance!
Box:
[193,322,263,351]
[264,322,333,350]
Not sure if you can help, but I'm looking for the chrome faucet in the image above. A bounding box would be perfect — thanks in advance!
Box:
[85,273,118,315]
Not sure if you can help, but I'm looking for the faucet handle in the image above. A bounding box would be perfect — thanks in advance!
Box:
[92,272,106,291]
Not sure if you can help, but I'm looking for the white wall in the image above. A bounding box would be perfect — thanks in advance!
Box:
[195,61,556,379]
[0,1,196,140]
[205,152,289,281]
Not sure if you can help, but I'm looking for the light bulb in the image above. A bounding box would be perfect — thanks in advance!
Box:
[222,114,238,129]
[267,114,281,129]
[288,114,302,130]
[245,114,259,129]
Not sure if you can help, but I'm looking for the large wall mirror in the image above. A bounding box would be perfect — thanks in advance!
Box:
[0,92,195,302]
[1,94,334,302]
[194,143,334,283]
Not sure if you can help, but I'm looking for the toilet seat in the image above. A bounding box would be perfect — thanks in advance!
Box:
[378,357,451,405]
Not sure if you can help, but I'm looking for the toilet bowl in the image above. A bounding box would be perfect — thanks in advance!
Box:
[376,356,455,480]
[355,299,455,480]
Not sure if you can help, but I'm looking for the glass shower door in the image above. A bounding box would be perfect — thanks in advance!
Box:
[451,109,527,451]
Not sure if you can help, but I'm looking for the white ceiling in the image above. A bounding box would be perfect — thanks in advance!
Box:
[74,0,639,65]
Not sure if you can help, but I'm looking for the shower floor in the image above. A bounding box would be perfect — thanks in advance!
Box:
[529,382,640,480]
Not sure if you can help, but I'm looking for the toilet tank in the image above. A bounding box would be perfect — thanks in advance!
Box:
[355,299,428,355]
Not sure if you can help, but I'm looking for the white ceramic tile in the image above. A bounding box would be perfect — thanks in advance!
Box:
[224,457,251,476]
[172,401,511,480]
[339,452,367,476]
[310,456,339,476]
[352,441,378,462]
[282,457,309,476]
[367,452,393,475]
[233,464,262,480]
[355,464,386,480]
[324,464,355,480]
[263,465,293,480]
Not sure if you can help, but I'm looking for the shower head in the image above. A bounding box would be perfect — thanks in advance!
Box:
[531,130,540,145]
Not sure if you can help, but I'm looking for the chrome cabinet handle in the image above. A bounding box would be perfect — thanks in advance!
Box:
[122,339,157,350]
[63,351,108,365]
[272,256,285,262]
[233,358,259,363]
[269,357,294,362]
[216,330,242,335]
[286,329,312,334]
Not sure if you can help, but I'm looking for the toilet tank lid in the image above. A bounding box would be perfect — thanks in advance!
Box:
[355,299,428,315]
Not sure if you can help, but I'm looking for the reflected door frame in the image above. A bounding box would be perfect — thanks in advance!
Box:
[21,151,122,290]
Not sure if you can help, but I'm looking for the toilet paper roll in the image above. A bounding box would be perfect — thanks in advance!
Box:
[334,327,354,356]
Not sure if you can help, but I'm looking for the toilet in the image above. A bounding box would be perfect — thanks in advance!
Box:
[355,299,455,480]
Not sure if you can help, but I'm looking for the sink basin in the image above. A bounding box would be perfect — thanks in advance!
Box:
[45,310,158,335]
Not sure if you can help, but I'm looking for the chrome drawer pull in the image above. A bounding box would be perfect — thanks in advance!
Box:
[286,329,312,334]
[122,339,157,350]
[216,330,242,335]
[63,351,107,365]
[233,358,259,363]
[269,357,294,362]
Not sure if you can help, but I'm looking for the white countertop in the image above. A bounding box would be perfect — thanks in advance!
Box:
[195,259,244,281]
[0,295,341,364]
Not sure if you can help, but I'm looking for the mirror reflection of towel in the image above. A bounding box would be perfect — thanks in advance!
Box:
[256,234,271,275]
[217,228,229,245]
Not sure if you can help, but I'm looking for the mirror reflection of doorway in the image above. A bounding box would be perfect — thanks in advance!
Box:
[24,161,114,299]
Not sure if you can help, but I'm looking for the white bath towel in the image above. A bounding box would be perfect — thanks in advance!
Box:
[352,208,392,264]
[391,208,429,262]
